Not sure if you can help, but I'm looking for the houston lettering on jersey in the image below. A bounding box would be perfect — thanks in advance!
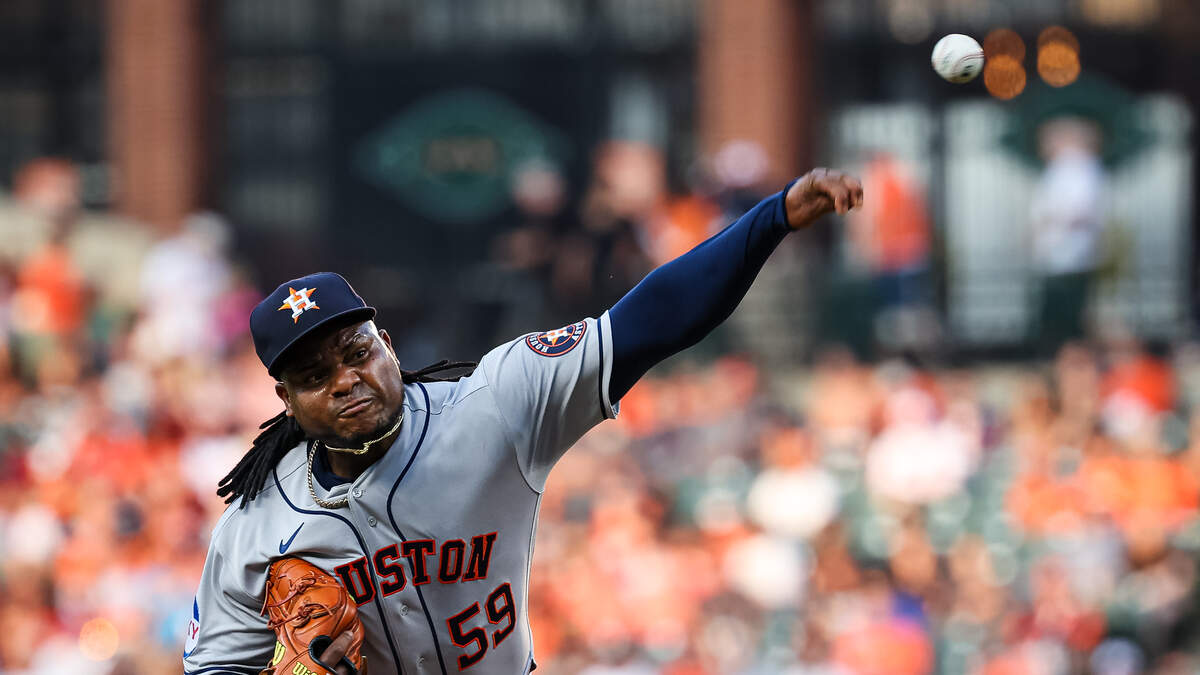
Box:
[335,532,498,605]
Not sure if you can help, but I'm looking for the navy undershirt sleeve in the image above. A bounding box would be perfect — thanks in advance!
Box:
[608,184,796,401]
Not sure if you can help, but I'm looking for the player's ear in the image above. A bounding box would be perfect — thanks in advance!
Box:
[275,381,294,416]
[377,329,402,374]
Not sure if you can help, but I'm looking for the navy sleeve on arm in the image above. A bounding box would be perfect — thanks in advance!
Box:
[607,185,796,401]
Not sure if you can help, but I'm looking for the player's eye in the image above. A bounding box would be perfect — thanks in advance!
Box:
[303,372,325,387]
[353,348,369,360]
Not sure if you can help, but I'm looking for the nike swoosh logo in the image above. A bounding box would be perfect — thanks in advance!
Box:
[279,524,303,555]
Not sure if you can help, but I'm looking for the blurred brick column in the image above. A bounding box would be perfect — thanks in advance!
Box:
[698,0,814,183]
[107,0,208,230]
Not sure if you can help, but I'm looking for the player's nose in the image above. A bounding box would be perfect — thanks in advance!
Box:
[328,363,362,397]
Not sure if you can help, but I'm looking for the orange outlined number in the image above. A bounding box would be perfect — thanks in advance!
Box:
[486,583,515,648]
[447,603,486,670]
[447,583,517,670]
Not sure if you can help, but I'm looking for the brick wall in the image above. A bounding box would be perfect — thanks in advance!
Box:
[697,0,815,184]
[106,0,209,230]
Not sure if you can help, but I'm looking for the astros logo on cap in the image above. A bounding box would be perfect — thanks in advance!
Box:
[278,287,319,323]
[525,320,586,357]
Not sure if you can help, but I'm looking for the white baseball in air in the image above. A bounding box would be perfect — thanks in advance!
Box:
[931,33,984,83]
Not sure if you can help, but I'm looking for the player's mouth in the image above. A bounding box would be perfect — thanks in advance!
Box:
[338,397,376,418]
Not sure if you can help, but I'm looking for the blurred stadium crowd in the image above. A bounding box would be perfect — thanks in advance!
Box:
[0,154,1199,675]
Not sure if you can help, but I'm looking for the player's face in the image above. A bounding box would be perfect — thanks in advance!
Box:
[275,320,405,447]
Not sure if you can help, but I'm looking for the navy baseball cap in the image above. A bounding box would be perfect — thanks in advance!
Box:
[250,272,377,377]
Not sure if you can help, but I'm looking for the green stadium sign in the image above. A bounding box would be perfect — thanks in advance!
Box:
[354,88,567,225]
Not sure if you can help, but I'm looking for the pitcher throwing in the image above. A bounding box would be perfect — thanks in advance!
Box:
[184,169,863,674]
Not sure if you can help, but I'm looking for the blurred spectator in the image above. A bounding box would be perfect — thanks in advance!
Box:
[1,158,151,331]
[848,153,936,352]
[1029,116,1109,354]
[564,141,656,314]
[643,193,722,268]
[485,145,655,335]
[133,211,236,364]
[484,160,571,340]
[4,159,91,387]
[639,139,770,268]
[1099,328,1176,441]
[746,426,839,540]
[865,368,978,504]
[806,345,878,458]
[0,158,81,264]
[13,230,88,339]
[829,571,934,675]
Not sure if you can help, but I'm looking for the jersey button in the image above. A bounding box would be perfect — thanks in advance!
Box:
[352,487,363,498]
[400,604,409,615]
[417,656,425,666]
[367,516,377,527]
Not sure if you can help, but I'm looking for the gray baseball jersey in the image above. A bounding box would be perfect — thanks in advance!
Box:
[184,313,617,675]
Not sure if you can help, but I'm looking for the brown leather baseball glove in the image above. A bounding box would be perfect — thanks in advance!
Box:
[260,557,367,675]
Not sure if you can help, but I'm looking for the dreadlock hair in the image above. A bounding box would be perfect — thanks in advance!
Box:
[217,359,477,508]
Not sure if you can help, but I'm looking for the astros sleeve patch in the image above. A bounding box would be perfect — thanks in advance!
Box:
[524,320,586,357]
[481,314,616,490]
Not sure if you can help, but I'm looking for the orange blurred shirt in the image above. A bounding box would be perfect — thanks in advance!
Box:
[15,244,87,336]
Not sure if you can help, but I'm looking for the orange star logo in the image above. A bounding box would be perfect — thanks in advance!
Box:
[278,287,318,323]
[542,328,571,346]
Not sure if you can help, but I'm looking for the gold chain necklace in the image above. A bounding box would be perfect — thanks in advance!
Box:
[307,444,350,509]
[306,411,404,509]
[322,410,404,455]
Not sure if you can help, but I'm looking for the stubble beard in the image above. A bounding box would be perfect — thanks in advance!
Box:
[326,387,406,451]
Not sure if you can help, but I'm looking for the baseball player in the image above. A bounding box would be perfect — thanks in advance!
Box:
[185,169,863,674]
